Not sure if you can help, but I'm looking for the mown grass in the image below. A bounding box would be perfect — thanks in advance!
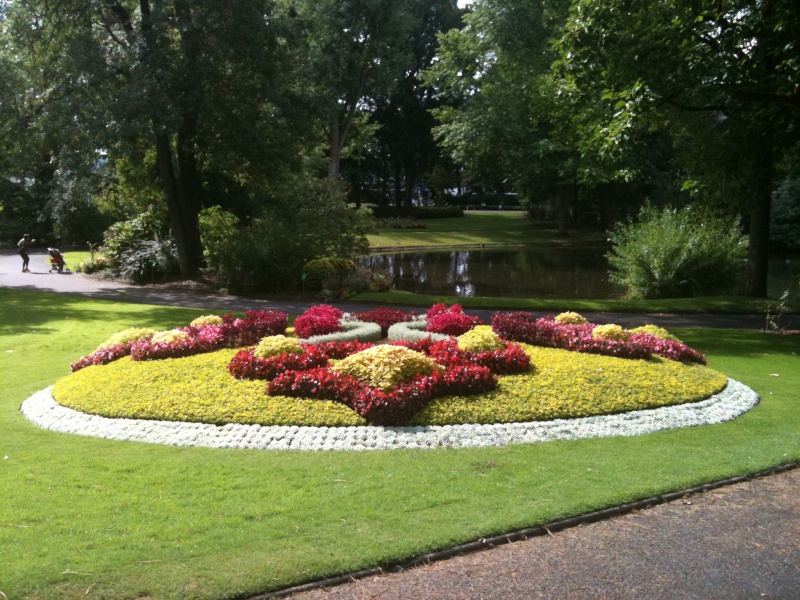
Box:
[368,211,606,249]
[1,287,799,600]
[351,289,785,314]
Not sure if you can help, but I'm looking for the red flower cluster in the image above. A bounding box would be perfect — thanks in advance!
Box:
[70,343,130,372]
[228,341,375,381]
[293,305,344,338]
[353,307,415,336]
[425,303,483,336]
[491,313,706,364]
[258,334,532,425]
[268,364,498,426]
[398,338,532,375]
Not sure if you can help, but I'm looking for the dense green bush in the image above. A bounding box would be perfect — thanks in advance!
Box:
[302,257,358,291]
[103,206,167,268]
[198,206,239,275]
[607,204,747,299]
[118,237,181,284]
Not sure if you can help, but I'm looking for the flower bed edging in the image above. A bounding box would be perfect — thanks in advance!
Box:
[21,379,759,451]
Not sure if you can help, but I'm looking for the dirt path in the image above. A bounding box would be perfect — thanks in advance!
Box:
[283,468,800,600]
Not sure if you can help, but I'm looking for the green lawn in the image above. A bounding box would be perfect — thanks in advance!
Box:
[352,289,785,315]
[1,287,799,599]
[368,211,606,249]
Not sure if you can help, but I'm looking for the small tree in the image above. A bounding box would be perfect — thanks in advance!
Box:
[607,205,748,299]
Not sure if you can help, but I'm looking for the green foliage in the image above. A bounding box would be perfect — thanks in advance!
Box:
[254,335,305,360]
[198,206,240,275]
[592,324,630,341]
[118,237,181,284]
[303,257,358,291]
[629,325,681,343]
[608,205,748,299]
[96,327,156,351]
[771,174,800,251]
[331,345,443,390]
[53,340,726,426]
[103,207,168,268]
[457,325,504,352]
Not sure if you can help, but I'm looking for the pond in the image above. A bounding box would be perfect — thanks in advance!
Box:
[359,247,800,300]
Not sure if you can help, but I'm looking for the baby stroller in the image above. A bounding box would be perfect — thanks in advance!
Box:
[48,248,69,273]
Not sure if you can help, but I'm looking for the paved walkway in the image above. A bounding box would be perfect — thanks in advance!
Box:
[4,249,799,599]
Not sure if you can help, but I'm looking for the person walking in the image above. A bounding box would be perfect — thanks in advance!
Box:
[18,233,35,272]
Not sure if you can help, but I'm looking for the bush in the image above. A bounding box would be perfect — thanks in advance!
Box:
[103,207,166,268]
[607,204,748,299]
[253,335,305,359]
[198,206,239,275]
[118,237,181,283]
[302,257,358,292]
[330,345,443,390]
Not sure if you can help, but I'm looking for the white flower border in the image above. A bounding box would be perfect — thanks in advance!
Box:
[20,379,758,451]
[387,318,451,342]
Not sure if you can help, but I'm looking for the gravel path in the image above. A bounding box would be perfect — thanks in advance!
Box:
[284,467,800,600]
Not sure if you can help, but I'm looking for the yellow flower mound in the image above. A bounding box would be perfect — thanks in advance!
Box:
[96,327,156,350]
[458,325,504,352]
[630,324,681,342]
[53,350,363,427]
[190,314,224,327]
[410,344,728,425]
[150,329,189,344]
[592,323,630,341]
[330,345,444,390]
[254,335,304,359]
[555,311,588,325]
[52,344,728,428]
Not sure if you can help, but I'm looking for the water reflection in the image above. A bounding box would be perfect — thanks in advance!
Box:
[360,247,623,299]
[361,248,800,300]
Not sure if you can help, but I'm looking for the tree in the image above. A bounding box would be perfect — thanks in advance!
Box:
[2,0,304,277]
[555,0,800,296]
[291,0,431,183]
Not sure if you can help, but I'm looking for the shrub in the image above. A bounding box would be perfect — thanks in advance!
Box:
[330,345,444,390]
[457,325,504,352]
[629,324,681,342]
[96,327,156,350]
[118,237,181,284]
[491,312,706,364]
[229,349,328,381]
[592,324,630,341]
[555,312,588,325]
[770,174,800,251]
[302,257,358,291]
[198,206,239,275]
[387,319,452,343]
[293,305,344,338]
[103,207,166,269]
[253,335,305,359]
[607,204,748,299]
[151,329,189,344]
[74,256,108,274]
[190,315,224,328]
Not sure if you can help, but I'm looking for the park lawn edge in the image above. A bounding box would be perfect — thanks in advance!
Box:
[350,290,794,314]
[1,288,798,600]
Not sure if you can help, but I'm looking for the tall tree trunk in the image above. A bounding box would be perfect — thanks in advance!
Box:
[744,130,773,297]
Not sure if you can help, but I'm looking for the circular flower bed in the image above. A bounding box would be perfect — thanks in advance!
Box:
[51,306,730,431]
